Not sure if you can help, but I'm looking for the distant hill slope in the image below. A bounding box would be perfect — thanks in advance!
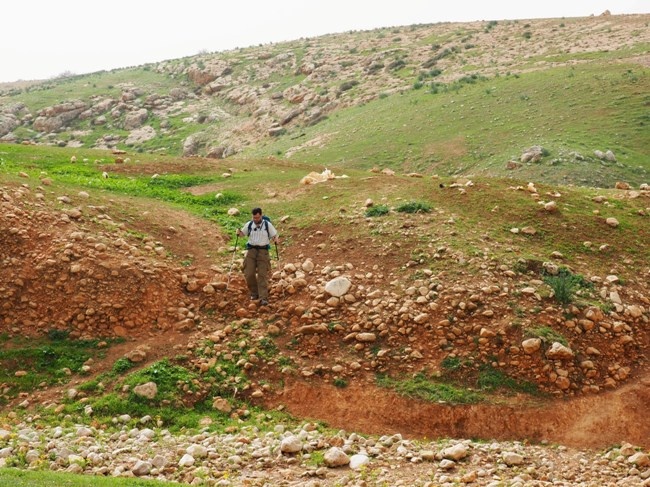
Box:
[1,13,648,187]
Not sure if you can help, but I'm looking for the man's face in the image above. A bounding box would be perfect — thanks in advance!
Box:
[252,213,262,224]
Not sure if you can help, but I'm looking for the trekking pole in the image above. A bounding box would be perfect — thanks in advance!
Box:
[275,241,285,299]
[226,233,239,290]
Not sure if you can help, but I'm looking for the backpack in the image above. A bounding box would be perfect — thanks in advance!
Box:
[247,216,272,248]
[247,215,271,235]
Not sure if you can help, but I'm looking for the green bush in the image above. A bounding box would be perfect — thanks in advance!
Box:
[543,268,592,305]
[365,204,390,217]
[440,356,462,370]
[112,358,135,374]
[396,201,431,214]
[339,80,359,92]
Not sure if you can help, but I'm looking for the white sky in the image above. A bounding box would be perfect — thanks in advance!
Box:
[1,1,647,83]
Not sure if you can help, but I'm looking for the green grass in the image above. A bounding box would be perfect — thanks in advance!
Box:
[477,365,539,395]
[8,68,181,113]
[376,373,484,404]
[0,17,647,189]
[543,268,593,306]
[396,201,432,214]
[0,333,114,405]
[365,204,390,217]
[525,326,568,346]
[0,143,246,232]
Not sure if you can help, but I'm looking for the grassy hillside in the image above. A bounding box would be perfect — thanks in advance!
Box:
[245,62,650,187]
[0,14,647,188]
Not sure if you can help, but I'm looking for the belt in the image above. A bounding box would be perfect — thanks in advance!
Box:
[247,245,269,250]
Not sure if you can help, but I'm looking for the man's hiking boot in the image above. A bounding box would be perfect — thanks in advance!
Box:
[259,299,268,306]
[250,294,259,300]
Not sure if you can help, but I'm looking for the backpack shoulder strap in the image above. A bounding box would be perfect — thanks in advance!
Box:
[247,220,253,233]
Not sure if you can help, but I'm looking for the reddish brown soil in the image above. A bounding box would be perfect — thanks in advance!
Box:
[1,174,648,451]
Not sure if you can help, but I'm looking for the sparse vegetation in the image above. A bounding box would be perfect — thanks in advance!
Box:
[0,335,110,405]
[477,365,539,395]
[377,373,484,404]
[526,326,568,346]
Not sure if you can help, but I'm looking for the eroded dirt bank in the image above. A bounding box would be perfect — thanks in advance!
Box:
[267,374,650,449]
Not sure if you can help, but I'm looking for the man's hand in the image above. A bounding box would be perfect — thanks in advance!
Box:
[236,229,244,237]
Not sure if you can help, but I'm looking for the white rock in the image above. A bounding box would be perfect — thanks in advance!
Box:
[133,382,158,399]
[324,447,350,467]
[629,452,650,467]
[440,458,456,469]
[503,452,525,465]
[132,460,152,476]
[522,338,542,354]
[441,443,469,461]
[280,435,303,453]
[356,333,377,342]
[545,342,574,360]
[325,277,351,297]
[187,444,208,458]
[349,454,370,470]
[179,454,195,467]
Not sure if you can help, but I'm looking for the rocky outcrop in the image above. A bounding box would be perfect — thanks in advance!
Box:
[33,100,88,133]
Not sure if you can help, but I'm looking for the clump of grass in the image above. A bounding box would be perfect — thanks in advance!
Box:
[526,326,568,346]
[477,365,539,395]
[305,450,325,467]
[543,268,592,305]
[440,356,462,371]
[365,204,390,217]
[112,357,135,374]
[256,337,279,360]
[396,201,431,214]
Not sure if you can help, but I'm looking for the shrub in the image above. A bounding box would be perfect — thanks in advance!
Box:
[387,59,406,70]
[339,80,359,92]
[543,268,591,305]
[441,356,462,370]
[47,329,70,341]
[365,205,390,217]
[396,201,431,214]
[377,373,483,404]
[112,358,135,374]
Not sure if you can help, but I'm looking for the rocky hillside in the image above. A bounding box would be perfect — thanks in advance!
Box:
[1,151,649,485]
[2,151,648,404]
[0,11,649,487]
[1,12,648,179]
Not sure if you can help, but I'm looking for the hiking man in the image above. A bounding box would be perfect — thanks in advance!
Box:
[236,207,279,306]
